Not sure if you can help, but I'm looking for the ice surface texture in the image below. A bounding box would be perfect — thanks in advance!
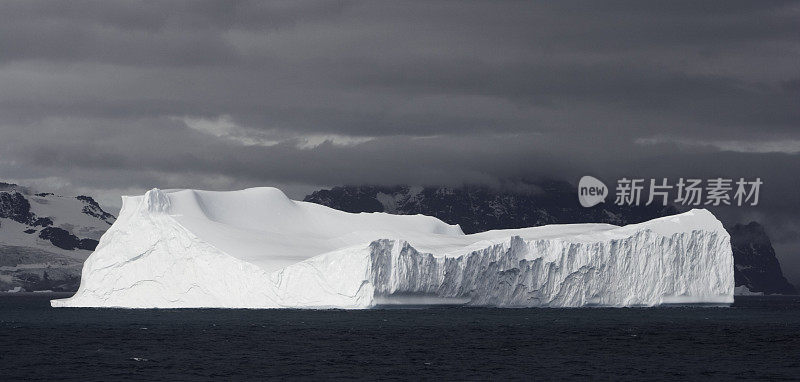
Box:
[52,188,733,308]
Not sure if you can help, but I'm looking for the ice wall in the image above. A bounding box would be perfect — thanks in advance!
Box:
[368,231,733,307]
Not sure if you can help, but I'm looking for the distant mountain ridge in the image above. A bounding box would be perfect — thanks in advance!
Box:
[0,182,116,292]
[305,182,679,234]
[305,183,796,295]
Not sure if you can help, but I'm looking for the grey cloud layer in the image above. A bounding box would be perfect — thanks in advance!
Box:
[1,1,797,135]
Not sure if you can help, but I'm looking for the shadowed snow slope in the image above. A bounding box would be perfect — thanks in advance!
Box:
[52,188,734,308]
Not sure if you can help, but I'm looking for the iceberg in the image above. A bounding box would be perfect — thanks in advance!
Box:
[52,187,734,308]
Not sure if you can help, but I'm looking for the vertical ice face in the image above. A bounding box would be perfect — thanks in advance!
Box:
[368,227,733,307]
[52,188,734,308]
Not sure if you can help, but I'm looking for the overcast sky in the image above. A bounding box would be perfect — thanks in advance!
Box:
[1,1,799,281]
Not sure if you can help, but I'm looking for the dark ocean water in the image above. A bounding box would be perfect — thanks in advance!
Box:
[2,294,800,381]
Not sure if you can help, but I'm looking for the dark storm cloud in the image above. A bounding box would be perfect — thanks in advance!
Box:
[0,1,351,66]
[1,1,797,135]
[1,1,800,279]
[0,0,797,177]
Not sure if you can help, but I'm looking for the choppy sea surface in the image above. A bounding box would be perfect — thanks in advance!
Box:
[2,293,800,381]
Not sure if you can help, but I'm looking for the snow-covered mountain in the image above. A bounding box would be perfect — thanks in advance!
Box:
[52,187,733,308]
[0,182,115,292]
[305,184,796,295]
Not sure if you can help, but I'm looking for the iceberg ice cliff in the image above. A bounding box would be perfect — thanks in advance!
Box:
[52,187,734,308]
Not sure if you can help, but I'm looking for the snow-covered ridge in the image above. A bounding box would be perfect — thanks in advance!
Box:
[1,186,116,292]
[52,187,734,308]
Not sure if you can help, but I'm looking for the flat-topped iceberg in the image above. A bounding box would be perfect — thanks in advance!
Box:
[52,187,734,308]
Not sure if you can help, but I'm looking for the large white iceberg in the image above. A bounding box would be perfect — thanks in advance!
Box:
[52,187,734,308]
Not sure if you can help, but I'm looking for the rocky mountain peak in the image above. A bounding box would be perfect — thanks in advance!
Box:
[729,221,796,295]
